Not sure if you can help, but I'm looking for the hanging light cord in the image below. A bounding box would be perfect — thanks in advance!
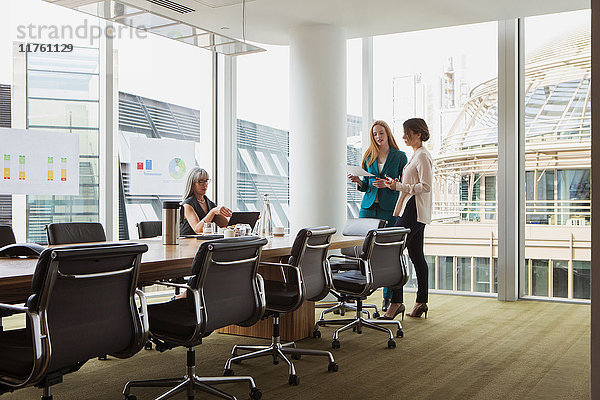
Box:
[242,0,247,42]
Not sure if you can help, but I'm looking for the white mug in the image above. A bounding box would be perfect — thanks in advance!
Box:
[273,226,285,236]
[204,222,213,234]
[224,228,235,238]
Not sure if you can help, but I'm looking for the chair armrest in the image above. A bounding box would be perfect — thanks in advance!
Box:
[0,303,28,314]
[328,254,362,262]
[259,261,301,284]
[135,289,149,336]
[148,280,193,291]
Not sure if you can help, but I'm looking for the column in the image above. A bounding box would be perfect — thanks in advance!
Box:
[289,25,347,234]
[497,19,524,301]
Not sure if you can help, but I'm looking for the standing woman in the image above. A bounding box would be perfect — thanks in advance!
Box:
[180,167,232,235]
[380,118,433,320]
[348,120,408,311]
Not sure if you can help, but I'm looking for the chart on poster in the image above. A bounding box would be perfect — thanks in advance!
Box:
[128,136,195,195]
[0,128,79,195]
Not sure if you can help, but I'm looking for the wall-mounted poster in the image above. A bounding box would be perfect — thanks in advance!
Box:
[128,136,195,196]
[0,128,79,195]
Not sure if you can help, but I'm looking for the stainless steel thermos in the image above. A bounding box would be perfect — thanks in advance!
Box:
[162,201,181,245]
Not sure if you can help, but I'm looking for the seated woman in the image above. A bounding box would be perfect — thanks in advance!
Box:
[180,167,232,235]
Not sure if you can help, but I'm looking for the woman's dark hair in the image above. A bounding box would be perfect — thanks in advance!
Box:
[403,118,430,142]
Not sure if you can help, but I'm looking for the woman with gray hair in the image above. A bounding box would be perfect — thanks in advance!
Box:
[180,167,232,235]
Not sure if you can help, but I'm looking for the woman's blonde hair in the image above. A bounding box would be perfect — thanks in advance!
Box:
[182,167,209,201]
[361,120,400,167]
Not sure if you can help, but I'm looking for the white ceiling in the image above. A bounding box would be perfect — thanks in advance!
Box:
[123,0,590,45]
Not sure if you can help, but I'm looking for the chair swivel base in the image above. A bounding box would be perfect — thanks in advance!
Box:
[224,316,339,386]
[314,300,403,349]
[317,300,380,319]
[123,347,262,400]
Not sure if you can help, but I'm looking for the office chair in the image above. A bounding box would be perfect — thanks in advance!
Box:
[45,222,106,245]
[0,225,16,247]
[313,227,410,349]
[136,221,162,239]
[317,218,387,319]
[0,242,149,400]
[123,236,268,400]
[223,227,339,386]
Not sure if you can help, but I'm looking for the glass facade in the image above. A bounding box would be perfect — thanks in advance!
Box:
[26,48,100,243]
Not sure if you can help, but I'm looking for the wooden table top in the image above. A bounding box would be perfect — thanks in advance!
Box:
[0,235,364,304]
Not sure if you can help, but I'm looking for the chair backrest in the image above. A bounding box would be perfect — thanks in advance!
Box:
[136,221,162,239]
[0,225,16,247]
[340,218,387,257]
[189,236,268,333]
[27,242,148,376]
[46,222,106,245]
[361,227,410,291]
[289,226,337,302]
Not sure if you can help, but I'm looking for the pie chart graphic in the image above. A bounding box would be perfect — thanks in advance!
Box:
[169,158,186,179]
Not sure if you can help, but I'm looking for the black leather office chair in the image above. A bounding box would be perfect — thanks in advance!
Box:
[313,227,410,349]
[317,218,387,319]
[123,236,268,400]
[0,225,16,247]
[45,222,106,245]
[136,221,162,239]
[0,243,149,400]
[224,227,339,386]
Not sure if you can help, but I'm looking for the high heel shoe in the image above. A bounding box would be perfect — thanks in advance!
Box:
[407,303,428,319]
[377,303,405,320]
[382,298,391,312]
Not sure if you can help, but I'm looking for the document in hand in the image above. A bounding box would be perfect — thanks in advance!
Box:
[346,165,374,177]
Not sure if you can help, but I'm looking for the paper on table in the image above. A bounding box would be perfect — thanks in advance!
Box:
[346,165,374,177]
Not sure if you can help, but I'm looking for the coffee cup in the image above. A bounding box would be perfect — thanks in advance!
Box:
[224,228,235,238]
[273,226,285,236]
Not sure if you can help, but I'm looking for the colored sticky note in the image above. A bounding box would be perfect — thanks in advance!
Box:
[145,160,152,170]
[137,162,144,170]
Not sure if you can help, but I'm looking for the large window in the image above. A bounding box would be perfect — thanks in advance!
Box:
[373,22,499,295]
[26,48,100,243]
[115,23,213,239]
[236,43,290,228]
[522,10,591,300]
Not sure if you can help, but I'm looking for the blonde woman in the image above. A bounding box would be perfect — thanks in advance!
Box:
[348,120,408,310]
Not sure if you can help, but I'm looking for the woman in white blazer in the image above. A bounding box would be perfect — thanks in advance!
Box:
[378,118,433,320]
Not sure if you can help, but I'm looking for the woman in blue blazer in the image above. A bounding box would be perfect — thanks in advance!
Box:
[348,120,407,309]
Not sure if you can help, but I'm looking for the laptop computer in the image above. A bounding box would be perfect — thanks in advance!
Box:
[228,211,261,229]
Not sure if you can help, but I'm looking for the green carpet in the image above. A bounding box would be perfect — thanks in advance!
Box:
[2,292,590,399]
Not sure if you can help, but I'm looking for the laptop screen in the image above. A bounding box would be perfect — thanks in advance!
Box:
[228,211,261,229]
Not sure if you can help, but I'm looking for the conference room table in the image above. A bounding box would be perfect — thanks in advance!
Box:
[0,235,364,341]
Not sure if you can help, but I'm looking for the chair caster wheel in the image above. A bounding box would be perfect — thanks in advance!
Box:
[223,369,235,376]
[291,354,301,360]
[232,359,242,364]
[357,328,362,334]
[397,329,404,338]
[333,309,340,315]
[313,330,321,338]
[288,374,300,386]
[387,339,396,349]
[373,312,380,318]
[328,362,339,372]
[98,355,108,361]
[340,310,346,316]
[249,388,262,400]
[123,395,137,400]
[273,360,279,365]
[331,339,341,349]
[144,341,153,350]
